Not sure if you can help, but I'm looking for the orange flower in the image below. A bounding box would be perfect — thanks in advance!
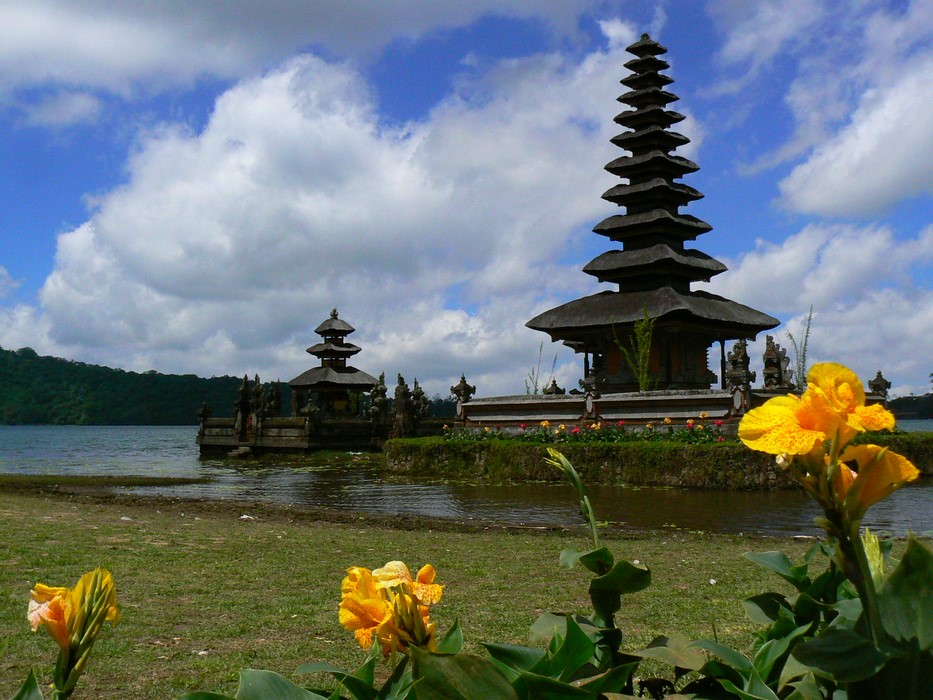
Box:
[807,363,895,442]
[339,567,391,650]
[28,584,71,650]
[373,561,443,605]
[836,445,920,520]
[738,393,835,456]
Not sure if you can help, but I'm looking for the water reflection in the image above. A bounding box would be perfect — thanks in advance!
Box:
[1,426,930,536]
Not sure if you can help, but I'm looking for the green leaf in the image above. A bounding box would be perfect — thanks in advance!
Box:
[782,672,825,700]
[294,659,379,700]
[234,669,328,700]
[576,662,638,694]
[483,643,547,672]
[512,671,594,699]
[529,613,600,646]
[689,639,753,675]
[410,648,518,700]
[590,560,650,595]
[877,536,933,650]
[177,694,237,700]
[742,593,790,625]
[559,548,582,569]
[744,551,810,590]
[376,656,413,700]
[792,628,888,682]
[11,672,45,700]
[634,634,706,672]
[437,618,464,654]
[578,547,615,575]
[536,616,596,681]
[295,662,349,675]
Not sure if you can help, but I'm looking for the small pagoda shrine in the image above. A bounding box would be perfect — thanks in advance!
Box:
[288,309,378,416]
[527,34,778,392]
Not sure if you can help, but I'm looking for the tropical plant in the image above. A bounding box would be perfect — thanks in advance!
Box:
[786,305,813,391]
[615,307,655,392]
[524,342,558,395]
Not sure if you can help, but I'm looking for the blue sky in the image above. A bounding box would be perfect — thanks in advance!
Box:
[0,0,930,398]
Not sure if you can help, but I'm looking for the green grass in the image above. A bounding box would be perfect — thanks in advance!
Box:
[0,489,825,698]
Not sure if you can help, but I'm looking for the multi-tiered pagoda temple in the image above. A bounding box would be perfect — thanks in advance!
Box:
[288,309,378,416]
[527,34,778,392]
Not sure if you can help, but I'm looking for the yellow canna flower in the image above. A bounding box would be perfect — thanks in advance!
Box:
[663,417,672,425]
[373,561,444,605]
[835,444,920,521]
[339,567,391,650]
[806,363,896,442]
[738,394,833,455]
[28,568,119,696]
[28,584,71,650]
[540,420,550,428]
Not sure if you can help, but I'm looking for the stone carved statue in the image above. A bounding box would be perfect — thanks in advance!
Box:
[762,335,794,389]
[411,378,430,432]
[868,370,891,398]
[196,402,212,436]
[392,374,411,437]
[369,372,388,433]
[450,374,476,403]
[233,374,251,438]
[726,339,756,391]
[543,379,565,395]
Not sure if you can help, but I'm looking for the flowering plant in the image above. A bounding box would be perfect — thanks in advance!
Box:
[14,568,119,700]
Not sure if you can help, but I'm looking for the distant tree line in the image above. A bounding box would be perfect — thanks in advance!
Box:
[889,394,933,421]
[0,346,459,425]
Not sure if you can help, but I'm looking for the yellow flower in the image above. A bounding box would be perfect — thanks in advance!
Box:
[645,422,653,430]
[339,567,391,650]
[28,584,71,650]
[663,417,672,425]
[28,568,119,696]
[372,561,444,605]
[28,569,119,652]
[540,420,550,428]
[699,411,708,419]
[738,393,839,456]
[807,363,895,442]
[835,444,920,520]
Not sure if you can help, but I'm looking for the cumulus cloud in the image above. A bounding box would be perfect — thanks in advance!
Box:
[19,90,102,127]
[12,37,638,395]
[778,57,933,216]
[701,223,933,396]
[0,1,603,95]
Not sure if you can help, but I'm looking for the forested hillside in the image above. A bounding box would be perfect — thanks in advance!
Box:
[0,346,245,425]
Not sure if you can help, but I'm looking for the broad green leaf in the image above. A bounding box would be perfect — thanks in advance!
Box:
[716,665,781,700]
[11,672,45,700]
[690,639,753,675]
[410,648,518,700]
[376,656,413,700]
[742,592,789,625]
[529,613,600,646]
[535,615,596,681]
[482,642,547,672]
[512,671,593,699]
[578,547,615,575]
[437,617,464,654]
[294,659,379,700]
[576,662,638,694]
[295,662,350,675]
[752,624,811,681]
[792,628,888,682]
[783,672,826,700]
[744,551,810,590]
[559,548,583,569]
[590,560,651,595]
[634,634,706,672]
[178,694,237,700]
[877,536,933,650]
[235,669,328,700]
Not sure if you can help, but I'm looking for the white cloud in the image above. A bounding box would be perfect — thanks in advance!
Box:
[702,223,933,396]
[9,37,635,396]
[0,1,604,95]
[0,267,19,298]
[778,57,933,216]
[19,90,102,127]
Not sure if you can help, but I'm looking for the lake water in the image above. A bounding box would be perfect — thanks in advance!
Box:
[1,424,931,537]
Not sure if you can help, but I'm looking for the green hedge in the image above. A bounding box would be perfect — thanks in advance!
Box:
[383,433,932,490]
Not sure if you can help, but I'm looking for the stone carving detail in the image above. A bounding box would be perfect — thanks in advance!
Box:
[450,374,476,420]
[868,370,891,398]
[369,372,389,433]
[543,379,565,395]
[725,339,756,391]
[391,374,412,438]
[233,374,251,438]
[411,378,431,432]
[762,335,794,389]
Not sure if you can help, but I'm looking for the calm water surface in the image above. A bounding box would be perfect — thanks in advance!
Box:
[1,424,930,536]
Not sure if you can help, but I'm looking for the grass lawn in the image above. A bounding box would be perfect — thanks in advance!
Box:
[1,488,825,698]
